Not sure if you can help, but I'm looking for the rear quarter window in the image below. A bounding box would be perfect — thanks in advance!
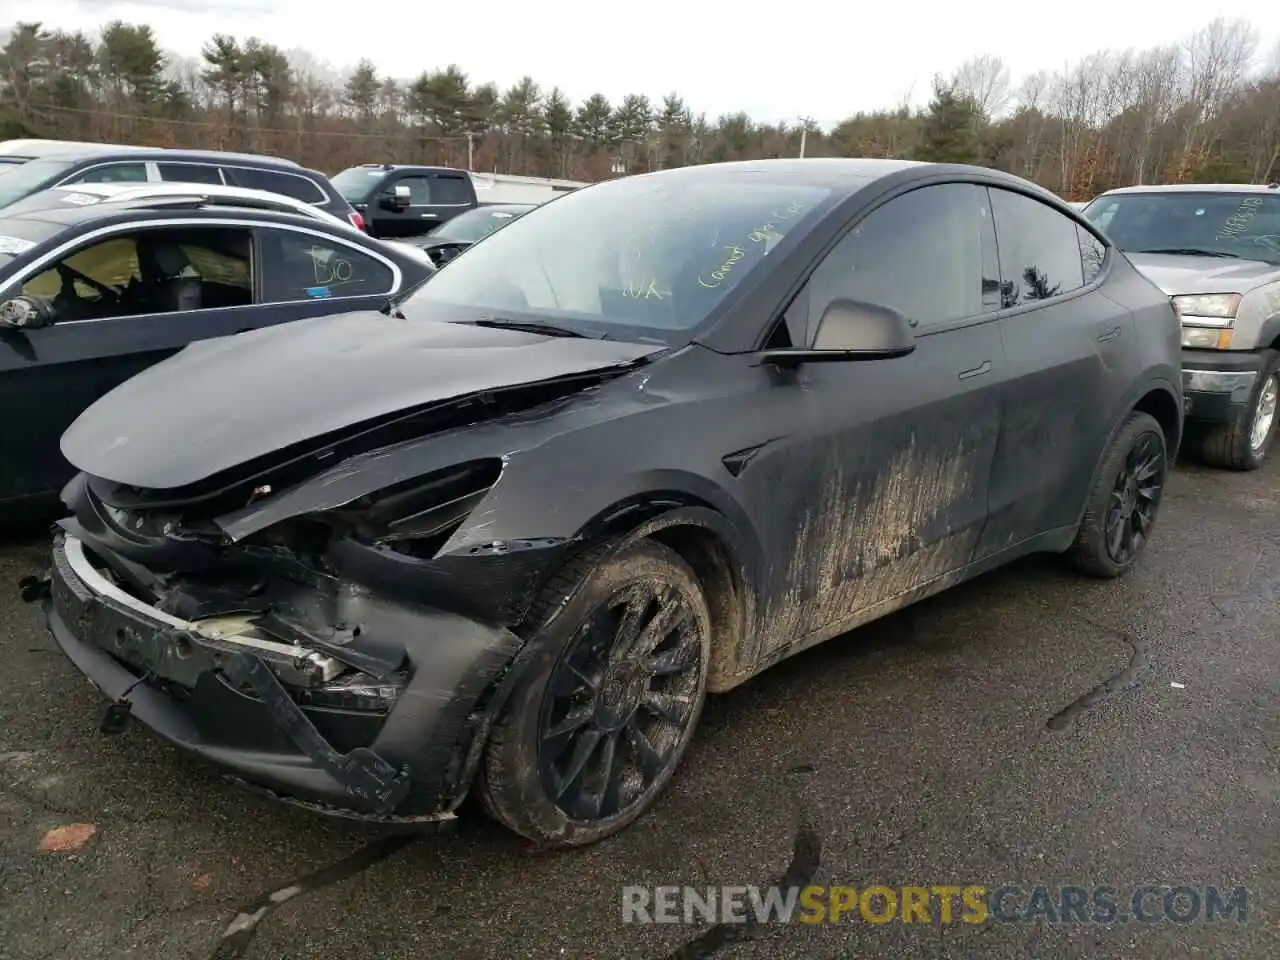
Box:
[223,167,327,204]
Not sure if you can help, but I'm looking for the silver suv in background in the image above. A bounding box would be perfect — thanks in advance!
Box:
[1083,183,1280,470]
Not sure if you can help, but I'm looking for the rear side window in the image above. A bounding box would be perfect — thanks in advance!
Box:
[988,188,1086,308]
[259,229,395,302]
[158,162,223,185]
[1078,227,1107,285]
[432,174,473,205]
[224,167,327,204]
[69,163,148,185]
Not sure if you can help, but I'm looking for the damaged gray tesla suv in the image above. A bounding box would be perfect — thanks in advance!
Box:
[25,159,1183,848]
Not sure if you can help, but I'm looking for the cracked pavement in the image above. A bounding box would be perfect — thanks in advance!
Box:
[1,458,1276,959]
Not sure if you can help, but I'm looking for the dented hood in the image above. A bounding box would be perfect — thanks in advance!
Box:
[61,311,660,490]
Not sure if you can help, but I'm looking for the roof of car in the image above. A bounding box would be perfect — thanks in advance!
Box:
[5,182,353,227]
[1098,183,1280,196]
[0,140,302,168]
[0,198,339,235]
[344,163,468,175]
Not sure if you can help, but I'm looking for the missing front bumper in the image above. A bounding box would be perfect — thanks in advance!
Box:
[36,532,525,818]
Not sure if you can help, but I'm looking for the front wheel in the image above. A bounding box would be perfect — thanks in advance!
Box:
[1067,411,1168,579]
[478,538,711,848]
[1190,350,1280,471]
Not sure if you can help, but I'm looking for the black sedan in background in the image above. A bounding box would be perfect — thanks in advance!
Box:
[0,191,433,514]
[397,203,534,266]
[27,159,1181,849]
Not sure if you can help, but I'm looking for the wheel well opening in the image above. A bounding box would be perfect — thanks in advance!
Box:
[1134,388,1182,456]
[647,524,747,688]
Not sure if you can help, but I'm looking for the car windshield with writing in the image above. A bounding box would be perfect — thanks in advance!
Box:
[330,167,386,203]
[0,159,76,210]
[430,206,530,243]
[1084,191,1280,265]
[0,216,66,263]
[395,174,833,342]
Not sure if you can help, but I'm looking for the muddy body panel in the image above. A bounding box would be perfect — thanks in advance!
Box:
[31,159,1183,824]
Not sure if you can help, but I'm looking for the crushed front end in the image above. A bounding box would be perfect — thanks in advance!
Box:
[28,457,559,820]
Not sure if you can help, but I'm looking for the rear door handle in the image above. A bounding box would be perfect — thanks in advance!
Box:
[958,359,992,380]
[1097,326,1121,342]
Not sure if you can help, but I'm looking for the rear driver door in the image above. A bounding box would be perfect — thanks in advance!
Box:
[980,188,1134,551]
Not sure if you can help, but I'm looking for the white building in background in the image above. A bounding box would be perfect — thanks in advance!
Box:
[470,172,589,205]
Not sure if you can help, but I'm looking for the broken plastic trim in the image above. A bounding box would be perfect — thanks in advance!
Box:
[221,651,411,814]
[61,536,343,685]
[329,458,502,557]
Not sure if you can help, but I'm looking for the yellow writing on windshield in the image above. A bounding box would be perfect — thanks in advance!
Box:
[697,244,746,289]
[697,201,810,289]
[622,277,671,300]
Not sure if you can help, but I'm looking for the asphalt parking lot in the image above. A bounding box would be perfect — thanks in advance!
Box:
[1,458,1276,960]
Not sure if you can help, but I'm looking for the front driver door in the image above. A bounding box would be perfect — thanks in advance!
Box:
[0,223,266,504]
[748,182,1008,659]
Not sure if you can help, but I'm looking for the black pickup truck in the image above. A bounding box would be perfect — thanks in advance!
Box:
[329,164,481,239]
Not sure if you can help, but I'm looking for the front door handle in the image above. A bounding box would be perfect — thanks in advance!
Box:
[958,359,992,380]
[1097,326,1121,343]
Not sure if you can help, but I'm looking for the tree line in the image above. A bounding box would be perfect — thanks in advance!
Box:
[1,17,1278,198]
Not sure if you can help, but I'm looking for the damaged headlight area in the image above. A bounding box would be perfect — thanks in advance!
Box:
[323,457,504,558]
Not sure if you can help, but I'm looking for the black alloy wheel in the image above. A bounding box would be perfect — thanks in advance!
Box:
[1068,410,1169,578]
[538,580,703,822]
[1103,431,1166,566]
[478,538,712,847]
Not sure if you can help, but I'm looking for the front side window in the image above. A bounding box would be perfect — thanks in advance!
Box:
[20,226,253,320]
[388,176,431,205]
[775,183,996,347]
[989,187,1086,308]
[71,163,148,184]
[1082,191,1280,265]
[395,173,834,341]
[260,229,395,302]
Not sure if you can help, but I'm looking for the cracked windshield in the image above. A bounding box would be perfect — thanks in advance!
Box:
[0,5,1276,960]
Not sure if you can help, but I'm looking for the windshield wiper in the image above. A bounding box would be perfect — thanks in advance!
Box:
[1132,247,1240,258]
[460,317,601,339]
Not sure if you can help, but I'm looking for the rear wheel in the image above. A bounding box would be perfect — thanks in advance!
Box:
[1067,411,1168,579]
[1190,350,1280,471]
[478,538,711,848]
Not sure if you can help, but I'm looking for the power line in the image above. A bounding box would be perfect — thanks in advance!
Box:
[25,102,475,143]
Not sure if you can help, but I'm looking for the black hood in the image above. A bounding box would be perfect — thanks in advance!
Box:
[61,311,660,490]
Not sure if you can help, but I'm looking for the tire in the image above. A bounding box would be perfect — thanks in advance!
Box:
[1067,411,1168,579]
[1189,350,1280,471]
[477,538,712,849]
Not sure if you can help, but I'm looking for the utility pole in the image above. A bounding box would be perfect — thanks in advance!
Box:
[466,133,474,171]
[797,116,814,158]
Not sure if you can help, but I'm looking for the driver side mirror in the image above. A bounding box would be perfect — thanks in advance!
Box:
[380,184,412,211]
[760,298,916,367]
[0,296,55,330]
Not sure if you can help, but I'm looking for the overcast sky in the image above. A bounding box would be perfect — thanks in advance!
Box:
[6,0,1279,128]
